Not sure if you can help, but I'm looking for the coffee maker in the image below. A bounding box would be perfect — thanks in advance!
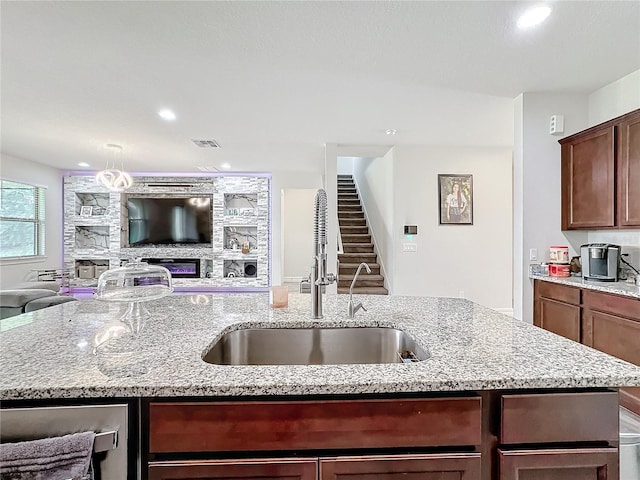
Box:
[580,244,621,282]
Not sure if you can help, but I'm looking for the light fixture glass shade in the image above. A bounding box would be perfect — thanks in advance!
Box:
[95,169,134,191]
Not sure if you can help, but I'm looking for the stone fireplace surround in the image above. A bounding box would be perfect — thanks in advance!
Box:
[64,174,270,291]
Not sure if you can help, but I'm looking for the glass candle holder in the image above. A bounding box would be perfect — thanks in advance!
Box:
[269,285,288,308]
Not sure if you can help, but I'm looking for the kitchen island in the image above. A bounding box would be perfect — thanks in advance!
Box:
[2,293,640,480]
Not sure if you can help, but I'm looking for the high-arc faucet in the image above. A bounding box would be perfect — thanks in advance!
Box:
[311,188,336,319]
[348,262,371,319]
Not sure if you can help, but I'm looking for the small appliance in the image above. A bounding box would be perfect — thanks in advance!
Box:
[580,244,620,282]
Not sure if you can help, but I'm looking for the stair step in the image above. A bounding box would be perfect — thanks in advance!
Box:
[339,218,367,226]
[338,174,353,179]
[337,205,362,212]
[341,234,371,243]
[337,192,358,198]
[338,182,355,187]
[338,187,357,192]
[338,211,364,219]
[342,243,374,253]
[338,274,385,287]
[339,263,381,275]
[340,251,377,263]
[338,197,360,204]
[337,286,388,295]
[340,226,369,235]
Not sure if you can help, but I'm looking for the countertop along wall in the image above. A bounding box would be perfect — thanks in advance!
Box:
[0,154,64,289]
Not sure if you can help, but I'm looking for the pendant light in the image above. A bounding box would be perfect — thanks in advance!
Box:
[95,143,133,191]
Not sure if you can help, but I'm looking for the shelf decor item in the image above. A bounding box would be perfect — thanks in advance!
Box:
[80,206,92,216]
[438,174,473,225]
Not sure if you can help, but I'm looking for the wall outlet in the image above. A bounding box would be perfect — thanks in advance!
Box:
[402,243,418,252]
[529,248,538,261]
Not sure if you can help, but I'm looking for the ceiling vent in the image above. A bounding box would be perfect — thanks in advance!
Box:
[196,166,220,172]
[192,139,221,148]
[145,183,197,188]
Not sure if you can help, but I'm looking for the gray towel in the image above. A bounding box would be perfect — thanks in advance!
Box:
[0,431,95,480]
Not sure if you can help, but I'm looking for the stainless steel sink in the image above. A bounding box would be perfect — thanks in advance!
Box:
[203,327,429,365]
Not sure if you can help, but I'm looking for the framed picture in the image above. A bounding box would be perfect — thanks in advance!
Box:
[79,206,93,216]
[92,206,107,216]
[438,174,473,225]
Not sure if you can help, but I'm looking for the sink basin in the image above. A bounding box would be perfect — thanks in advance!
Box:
[203,327,430,365]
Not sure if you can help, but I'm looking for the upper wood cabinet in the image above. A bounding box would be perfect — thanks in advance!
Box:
[560,108,640,230]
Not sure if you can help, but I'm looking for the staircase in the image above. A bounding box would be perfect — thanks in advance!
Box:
[337,175,388,295]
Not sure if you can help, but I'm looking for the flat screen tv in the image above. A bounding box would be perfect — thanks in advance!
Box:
[127,197,212,246]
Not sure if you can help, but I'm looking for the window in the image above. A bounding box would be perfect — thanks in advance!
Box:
[0,180,46,258]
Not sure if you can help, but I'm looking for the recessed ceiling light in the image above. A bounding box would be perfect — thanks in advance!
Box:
[104,143,123,151]
[78,162,90,167]
[517,5,551,29]
[221,163,231,170]
[385,129,397,136]
[158,109,176,121]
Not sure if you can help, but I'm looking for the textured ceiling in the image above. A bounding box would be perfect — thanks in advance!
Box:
[1,1,639,174]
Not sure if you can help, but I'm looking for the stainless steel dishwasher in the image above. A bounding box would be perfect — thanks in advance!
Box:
[621,407,640,480]
[0,404,129,479]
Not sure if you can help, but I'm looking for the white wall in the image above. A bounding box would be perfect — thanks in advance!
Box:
[514,93,589,323]
[0,154,64,288]
[282,189,316,281]
[586,69,640,274]
[271,171,322,286]
[588,70,640,126]
[337,157,354,175]
[351,150,395,292]
[390,146,512,310]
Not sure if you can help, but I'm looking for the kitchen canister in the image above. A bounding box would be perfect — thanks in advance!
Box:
[549,263,571,277]
[549,245,569,264]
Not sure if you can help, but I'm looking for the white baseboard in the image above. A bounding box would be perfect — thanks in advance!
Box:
[492,307,514,317]
[283,276,304,283]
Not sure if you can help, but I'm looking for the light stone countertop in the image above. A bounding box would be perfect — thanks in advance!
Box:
[530,273,640,299]
[2,293,640,400]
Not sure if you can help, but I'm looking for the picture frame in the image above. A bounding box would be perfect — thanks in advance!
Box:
[438,174,473,225]
[80,206,93,217]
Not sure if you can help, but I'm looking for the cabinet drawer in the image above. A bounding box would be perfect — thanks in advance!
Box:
[535,280,581,305]
[501,391,618,444]
[149,458,317,480]
[149,397,482,453]
[583,290,640,321]
[499,447,618,480]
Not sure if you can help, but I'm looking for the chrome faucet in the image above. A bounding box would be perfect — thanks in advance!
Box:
[311,188,336,319]
[348,262,371,319]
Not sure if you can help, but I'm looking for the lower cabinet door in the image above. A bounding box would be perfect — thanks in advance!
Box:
[499,447,618,480]
[320,453,481,479]
[148,458,317,480]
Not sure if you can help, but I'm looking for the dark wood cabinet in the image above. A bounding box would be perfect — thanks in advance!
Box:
[533,281,581,342]
[583,289,640,414]
[534,279,640,415]
[560,108,640,230]
[499,447,619,480]
[618,112,640,226]
[320,454,481,479]
[148,458,317,480]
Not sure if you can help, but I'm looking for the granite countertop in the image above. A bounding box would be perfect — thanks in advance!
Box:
[530,273,640,299]
[2,293,640,400]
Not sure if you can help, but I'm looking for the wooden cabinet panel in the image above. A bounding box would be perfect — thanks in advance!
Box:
[561,127,615,229]
[148,458,317,480]
[149,397,482,454]
[583,290,640,321]
[499,448,618,480]
[320,453,481,480]
[535,280,580,305]
[618,112,640,226]
[500,392,618,444]
[536,298,581,342]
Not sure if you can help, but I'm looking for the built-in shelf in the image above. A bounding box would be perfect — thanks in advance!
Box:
[224,260,258,278]
[223,226,257,252]
[224,193,257,217]
[75,226,110,249]
[75,193,110,216]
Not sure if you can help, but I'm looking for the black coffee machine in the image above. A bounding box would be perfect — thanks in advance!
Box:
[580,244,620,282]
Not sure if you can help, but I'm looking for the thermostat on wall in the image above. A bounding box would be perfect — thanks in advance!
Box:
[404,225,417,235]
